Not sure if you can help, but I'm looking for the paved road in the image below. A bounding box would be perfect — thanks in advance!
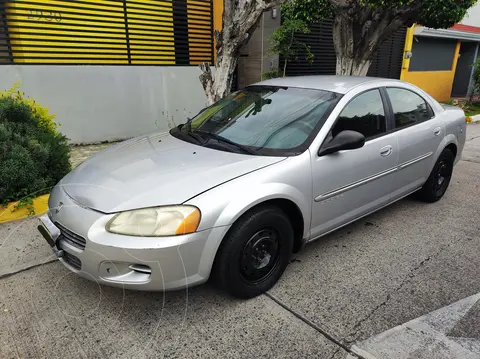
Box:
[1,125,479,359]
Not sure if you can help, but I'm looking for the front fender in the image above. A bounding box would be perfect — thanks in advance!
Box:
[189,182,311,280]
[185,153,313,278]
[188,153,312,236]
[214,182,311,238]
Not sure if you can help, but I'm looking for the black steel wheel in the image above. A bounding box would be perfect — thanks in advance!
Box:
[240,228,280,283]
[433,159,450,197]
[418,148,454,202]
[212,206,294,299]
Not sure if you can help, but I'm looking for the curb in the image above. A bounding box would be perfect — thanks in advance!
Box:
[0,194,49,224]
[471,115,480,123]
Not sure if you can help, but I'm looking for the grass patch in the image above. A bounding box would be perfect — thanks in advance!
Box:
[464,102,480,117]
[441,99,480,117]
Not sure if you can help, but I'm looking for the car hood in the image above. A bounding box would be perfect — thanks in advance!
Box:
[61,132,285,213]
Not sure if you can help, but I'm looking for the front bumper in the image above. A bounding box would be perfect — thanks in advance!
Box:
[40,184,228,291]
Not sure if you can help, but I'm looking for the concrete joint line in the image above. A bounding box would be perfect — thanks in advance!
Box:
[264,292,372,359]
[0,258,58,281]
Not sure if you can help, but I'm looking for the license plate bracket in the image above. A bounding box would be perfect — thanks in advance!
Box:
[37,215,63,257]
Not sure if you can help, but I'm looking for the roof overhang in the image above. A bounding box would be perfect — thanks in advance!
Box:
[414,26,480,42]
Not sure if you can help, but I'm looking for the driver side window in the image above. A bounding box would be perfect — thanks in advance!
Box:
[331,89,387,140]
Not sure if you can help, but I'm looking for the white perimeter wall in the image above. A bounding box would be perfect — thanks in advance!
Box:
[0,65,208,144]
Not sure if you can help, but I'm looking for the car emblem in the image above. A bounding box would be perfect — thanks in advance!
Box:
[55,202,64,214]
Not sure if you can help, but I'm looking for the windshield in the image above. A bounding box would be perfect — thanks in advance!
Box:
[170,86,341,156]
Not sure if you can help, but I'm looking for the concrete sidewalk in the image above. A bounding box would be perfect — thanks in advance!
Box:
[470,115,480,123]
[69,143,112,168]
[462,123,480,164]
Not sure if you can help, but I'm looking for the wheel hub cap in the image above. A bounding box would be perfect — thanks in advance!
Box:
[240,228,279,282]
[434,161,449,194]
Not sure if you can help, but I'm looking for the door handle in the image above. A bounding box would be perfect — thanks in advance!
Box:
[434,127,442,136]
[380,145,393,157]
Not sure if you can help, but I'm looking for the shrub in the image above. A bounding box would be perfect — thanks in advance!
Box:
[261,68,283,80]
[473,57,480,95]
[0,83,71,205]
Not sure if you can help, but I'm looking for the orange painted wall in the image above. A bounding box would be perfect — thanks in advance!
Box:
[213,0,223,61]
[402,71,458,102]
[401,31,461,102]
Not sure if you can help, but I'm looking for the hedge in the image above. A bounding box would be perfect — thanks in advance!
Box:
[0,84,71,205]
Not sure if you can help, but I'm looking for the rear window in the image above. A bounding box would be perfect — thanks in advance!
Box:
[387,88,434,129]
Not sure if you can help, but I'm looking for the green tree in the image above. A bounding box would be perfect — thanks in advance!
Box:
[473,57,480,98]
[282,0,478,75]
[268,18,314,77]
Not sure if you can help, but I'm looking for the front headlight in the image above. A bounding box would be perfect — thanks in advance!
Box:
[106,205,201,237]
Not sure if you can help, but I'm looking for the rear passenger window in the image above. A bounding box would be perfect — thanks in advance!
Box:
[387,88,434,129]
[332,89,386,139]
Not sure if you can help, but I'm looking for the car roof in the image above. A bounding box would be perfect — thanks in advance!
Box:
[252,75,403,94]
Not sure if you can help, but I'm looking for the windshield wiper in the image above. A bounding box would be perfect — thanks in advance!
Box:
[196,131,257,155]
[178,123,205,145]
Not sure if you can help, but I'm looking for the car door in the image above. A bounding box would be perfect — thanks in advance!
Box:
[385,87,444,199]
[310,88,398,238]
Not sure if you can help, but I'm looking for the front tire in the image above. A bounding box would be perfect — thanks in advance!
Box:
[212,206,294,299]
[417,148,454,203]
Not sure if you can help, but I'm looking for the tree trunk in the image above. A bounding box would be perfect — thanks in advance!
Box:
[200,45,238,104]
[332,7,403,76]
[336,57,371,76]
[199,0,288,105]
[283,59,288,77]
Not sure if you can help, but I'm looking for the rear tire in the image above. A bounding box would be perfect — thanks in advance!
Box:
[417,149,454,203]
[212,206,294,299]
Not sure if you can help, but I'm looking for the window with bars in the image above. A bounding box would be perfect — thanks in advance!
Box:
[0,0,213,65]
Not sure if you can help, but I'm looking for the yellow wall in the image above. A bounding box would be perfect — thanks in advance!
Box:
[402,71,458,102]
[401,27,461,102]
[213,0,223,62]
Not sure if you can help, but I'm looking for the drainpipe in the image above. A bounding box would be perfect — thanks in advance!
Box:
[466,42,479,100]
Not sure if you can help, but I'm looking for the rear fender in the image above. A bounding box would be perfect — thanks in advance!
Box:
[433,134,459,169]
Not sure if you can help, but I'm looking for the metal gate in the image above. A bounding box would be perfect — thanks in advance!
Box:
[0,0,213,65]
[283,18,406,79]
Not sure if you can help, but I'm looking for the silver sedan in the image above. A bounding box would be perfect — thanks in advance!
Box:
[38,76,466,299]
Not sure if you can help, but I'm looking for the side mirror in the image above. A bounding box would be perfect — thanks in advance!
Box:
[318,130,365,156]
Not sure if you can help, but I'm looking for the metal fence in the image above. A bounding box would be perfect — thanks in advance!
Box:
[0,0,214,65]
[283,18,407,79]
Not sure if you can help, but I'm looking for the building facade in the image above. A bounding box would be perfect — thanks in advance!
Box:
[401,3,480,102]
[240,3,480,103]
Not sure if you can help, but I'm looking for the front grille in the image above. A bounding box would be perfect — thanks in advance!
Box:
[63,251,82,270]
[55,222,86,250]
